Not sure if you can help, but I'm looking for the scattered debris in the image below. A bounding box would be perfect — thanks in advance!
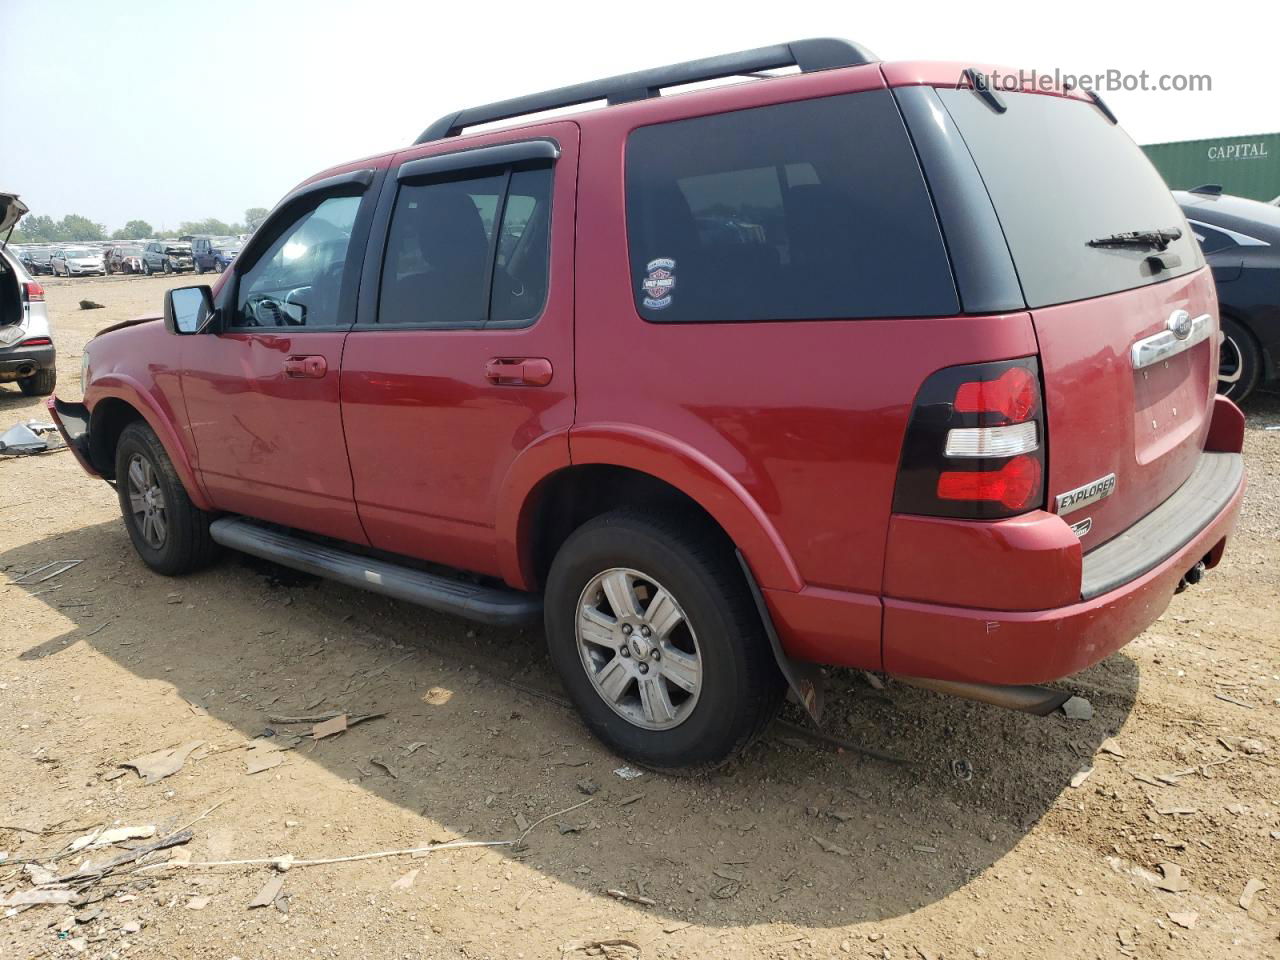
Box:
[662,921,692,933]
[78,300,105,310]
[1060,696,1094,721]
[617,794,643,806]
[813,836,851,857]
[0,889,75,907]
[120,739,205,784]
[1153,803,1199,816]
[391,868,418,890]
[312,714,348,739]
[576,778,600,796]
[1070,766,1095,789]
[245,741,287,775]
[249,874,285,908]
[1098,738,1126,758]
[605,888,656,906]
[952,759,974,781]
[1214,692,1253,709]
[1167,911,1198,929]
[69,825,155,851]
[514,813,531,832]
[557,822,581,835]
[185,895,210,910]
[1154,862,1190,893]
[861,670,886,690]
[0,422,53,456]
[9,558,83,584]
[613,766,644,781]
[560,939,641,959]
[370,756,399,779]
[1240,878,1266,911]
[403,741,429,755]
[1239,738,1267,755]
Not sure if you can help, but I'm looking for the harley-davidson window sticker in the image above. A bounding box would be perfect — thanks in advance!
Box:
[642,258,676,310]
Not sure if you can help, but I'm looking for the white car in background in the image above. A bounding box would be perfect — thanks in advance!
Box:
[1,193,57,396]
[50,246,105,276]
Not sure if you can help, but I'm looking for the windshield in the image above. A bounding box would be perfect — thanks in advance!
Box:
[118,245,144,255]
[65,248,95,258]
[937,89,1201,308]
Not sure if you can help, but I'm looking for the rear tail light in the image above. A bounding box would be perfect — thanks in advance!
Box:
[19,337,52,347]
[893,357,1046,519]
[22,281,45,302]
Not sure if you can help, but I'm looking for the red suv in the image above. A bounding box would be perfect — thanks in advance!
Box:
[51,39,1246,771]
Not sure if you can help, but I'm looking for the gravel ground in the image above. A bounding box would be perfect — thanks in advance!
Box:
[1,274,1277,960]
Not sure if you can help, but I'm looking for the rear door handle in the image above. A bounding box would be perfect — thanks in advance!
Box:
[283,355,327,379]
[485,357,553,386]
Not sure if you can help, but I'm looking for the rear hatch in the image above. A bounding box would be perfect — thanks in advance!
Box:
[937,88,1215,548]
[1,192,29,248]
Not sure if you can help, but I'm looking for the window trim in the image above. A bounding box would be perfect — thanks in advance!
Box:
[216,170,383,335]
[355,138,559,332]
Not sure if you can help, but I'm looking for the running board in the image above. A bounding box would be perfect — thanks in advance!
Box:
[208,517,542,627]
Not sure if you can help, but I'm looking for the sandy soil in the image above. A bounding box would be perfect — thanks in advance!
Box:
[1,274,1277,960]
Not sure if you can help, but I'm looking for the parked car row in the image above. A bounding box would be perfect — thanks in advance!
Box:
[10,235,244,278]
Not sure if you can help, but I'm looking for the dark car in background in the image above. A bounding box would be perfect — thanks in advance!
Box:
[1177,188,1280,401]
[23,246,54,275]
[191,236,242,274]
[141,240,194,275]
[105,243,147,274]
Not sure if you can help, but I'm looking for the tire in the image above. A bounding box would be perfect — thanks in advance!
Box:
[544,508,785,773]
[1218,314,1262,402]
[142,261,152,276]
[19,368,56,396]
[114,422,219,576]
[163,261,172,274]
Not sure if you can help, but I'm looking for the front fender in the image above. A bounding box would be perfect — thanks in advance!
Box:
[567,423,804,593]
[87,374,213,511]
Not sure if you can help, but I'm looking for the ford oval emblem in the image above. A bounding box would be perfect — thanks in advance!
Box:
[1168,309,1193,340]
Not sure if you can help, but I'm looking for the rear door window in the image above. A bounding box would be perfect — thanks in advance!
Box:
[937,89,1202,308]
[377,163,553,329]
[625,91,958,323]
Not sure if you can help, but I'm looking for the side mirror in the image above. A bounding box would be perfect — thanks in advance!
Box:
[164,285,216,335]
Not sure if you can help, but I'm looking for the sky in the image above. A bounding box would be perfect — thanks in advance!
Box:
[2,0,1276,232]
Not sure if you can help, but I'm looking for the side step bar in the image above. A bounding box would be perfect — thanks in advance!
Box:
[208,517,542,627]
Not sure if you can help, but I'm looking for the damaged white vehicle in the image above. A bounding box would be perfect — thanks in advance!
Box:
[1,193,56,396]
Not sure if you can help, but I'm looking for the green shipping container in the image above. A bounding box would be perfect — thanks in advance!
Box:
[1142,133,1280,202]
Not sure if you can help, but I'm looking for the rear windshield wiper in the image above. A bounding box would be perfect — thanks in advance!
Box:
[1087,227,1182,252]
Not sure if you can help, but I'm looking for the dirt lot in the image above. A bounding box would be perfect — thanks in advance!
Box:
[1,274,1277,959]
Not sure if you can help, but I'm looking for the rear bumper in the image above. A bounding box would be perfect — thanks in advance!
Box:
[881,452,1245,684]
[0,342,55,381]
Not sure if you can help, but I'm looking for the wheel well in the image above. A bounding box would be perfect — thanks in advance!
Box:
[88,398,145,480]
[527,466,732,590]
[1219,308,1272,381]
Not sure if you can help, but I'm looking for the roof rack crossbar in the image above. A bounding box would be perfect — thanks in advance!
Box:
[414,37,878,144]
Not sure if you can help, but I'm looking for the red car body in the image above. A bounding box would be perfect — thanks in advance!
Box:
[55,51,1245,697]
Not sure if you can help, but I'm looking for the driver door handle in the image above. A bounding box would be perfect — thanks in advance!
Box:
[284,355,327,379]
[484,357,553,386]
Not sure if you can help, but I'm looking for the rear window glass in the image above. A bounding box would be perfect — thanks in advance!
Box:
[937,89,1201,308]
[625,92,958,323]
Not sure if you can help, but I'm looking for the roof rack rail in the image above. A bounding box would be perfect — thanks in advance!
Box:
[413,37,878,145]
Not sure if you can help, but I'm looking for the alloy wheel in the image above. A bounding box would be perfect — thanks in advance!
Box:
[575,567,702,730]
[126,453,168,549]
[1218,333,1243,397]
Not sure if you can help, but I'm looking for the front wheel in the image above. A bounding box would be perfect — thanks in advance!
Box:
[142,261,152,275]
[544,508,784,773]
[163,260,172,274]
[1218,314,1261,402]
[114,422,219,575]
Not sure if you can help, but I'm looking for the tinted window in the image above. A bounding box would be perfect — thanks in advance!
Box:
[625,92,957,323]
[937,89,1201,308]
[378,164,553,328]
[233,195,360,328]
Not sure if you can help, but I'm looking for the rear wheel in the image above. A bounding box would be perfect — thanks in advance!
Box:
[19,368,56,396]
[1218,314,1261,402]
[544,508,784,773]
[114,422,218,575]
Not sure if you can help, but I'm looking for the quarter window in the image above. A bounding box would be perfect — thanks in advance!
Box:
[624,92,957,323]
[378,163,553,328]
[233,195,361,328]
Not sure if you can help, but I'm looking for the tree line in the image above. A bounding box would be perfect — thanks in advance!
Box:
[10,208,271,244]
